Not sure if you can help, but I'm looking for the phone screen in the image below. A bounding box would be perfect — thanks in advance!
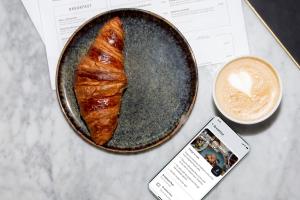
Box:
[149,117,250,200]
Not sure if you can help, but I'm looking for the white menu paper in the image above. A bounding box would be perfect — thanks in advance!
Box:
[23,0,249,89]
[167,0,249,66]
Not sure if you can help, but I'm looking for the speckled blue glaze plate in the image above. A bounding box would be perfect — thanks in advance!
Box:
[56,9,198,153]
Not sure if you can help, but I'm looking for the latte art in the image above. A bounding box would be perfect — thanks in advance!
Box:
[214,57,281,123]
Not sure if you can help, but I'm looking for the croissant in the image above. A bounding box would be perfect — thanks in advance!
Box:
[74,17,127,145]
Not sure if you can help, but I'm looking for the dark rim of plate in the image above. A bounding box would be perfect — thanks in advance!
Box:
[56,8,198,154]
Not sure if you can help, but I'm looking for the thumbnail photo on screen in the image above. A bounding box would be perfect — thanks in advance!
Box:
[191,129,238,176]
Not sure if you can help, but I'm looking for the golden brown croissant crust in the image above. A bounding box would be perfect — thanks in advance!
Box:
[74,17,127,145]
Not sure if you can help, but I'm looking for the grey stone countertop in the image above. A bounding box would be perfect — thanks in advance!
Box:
[0,0,299,199]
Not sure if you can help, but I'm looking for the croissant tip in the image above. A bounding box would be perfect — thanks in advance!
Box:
[94,138,109,146]
[92,132,114,146]
[111,16,122,24]
[112,16,121,20]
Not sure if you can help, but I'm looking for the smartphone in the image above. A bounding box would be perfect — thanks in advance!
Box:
[149,117,250,200]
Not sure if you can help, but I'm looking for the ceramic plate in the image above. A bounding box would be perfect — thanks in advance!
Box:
[56,9,198,153]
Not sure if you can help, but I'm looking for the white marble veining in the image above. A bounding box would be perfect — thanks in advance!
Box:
[0,1,300,199]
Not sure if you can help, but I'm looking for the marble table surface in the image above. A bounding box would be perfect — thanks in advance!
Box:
[1,0,300,199]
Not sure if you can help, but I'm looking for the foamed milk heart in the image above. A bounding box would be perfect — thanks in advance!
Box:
[214,57,281,123]
[228,71,253,97]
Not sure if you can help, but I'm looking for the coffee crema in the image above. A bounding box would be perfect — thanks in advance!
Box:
[214,57,281,123]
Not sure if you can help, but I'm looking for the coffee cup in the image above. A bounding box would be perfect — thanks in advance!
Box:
[213,56,282,124]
